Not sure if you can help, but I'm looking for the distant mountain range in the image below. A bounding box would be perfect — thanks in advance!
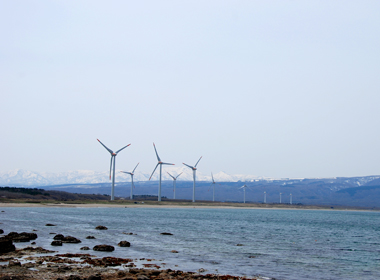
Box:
[2,169,380,208]
[0,168,265,187]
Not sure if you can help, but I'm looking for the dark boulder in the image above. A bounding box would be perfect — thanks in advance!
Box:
[118,241,130,247]
[93,245,114,252]
[62,236,81,243]
[0,238,15,253]
[45,223,56,226]
[95,225,108,230]
[51,240,62,246]
[0,229,3,234]
[53,234,64,240]
[6,232,37,242]
[160,232,173,235]
[86,236,96,239]
[80,246,90,250]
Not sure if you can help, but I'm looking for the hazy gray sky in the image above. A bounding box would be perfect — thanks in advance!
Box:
[1,1,379,179]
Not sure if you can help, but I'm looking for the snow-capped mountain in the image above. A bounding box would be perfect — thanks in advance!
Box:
[0,168,264,187]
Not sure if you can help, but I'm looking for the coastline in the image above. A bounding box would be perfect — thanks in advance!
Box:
[0,202,374,212]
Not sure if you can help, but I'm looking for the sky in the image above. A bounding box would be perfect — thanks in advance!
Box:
[1,0,380,179]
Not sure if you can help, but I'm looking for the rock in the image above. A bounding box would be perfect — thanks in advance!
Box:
[93,245,114,252]
[137,275,149,280]
[87,275,102,280]
[95,225,108,230]
[31,242,36,245]
[118,241,130,247]
[62,236,81,243]
[80,246,90,250]
[6,232,37,242]
[0,229,3,234]
[45,223,56,226]
[67,275,82,280]
[123,232,134,235]
[8,260,21,267]
[0,238,15,253]
[236,244,243,246]
[171,250,179,253]
[160,232,173,235]
[53,234,64,240]
[86,236,96,239]
[51,240,62,246]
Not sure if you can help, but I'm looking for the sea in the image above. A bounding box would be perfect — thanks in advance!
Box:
[1,206,379,280]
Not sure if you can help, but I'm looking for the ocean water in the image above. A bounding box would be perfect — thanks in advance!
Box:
[0,207,379,280]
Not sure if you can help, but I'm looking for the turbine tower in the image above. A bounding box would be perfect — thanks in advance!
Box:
[280,192,282,203]
[149,143,174,201]
[239,184,248,203]
[210,172,217,202]
[290,193,292,205]
[183,156,202,202]
[167,172,182,199]
[264,191,266,203]
[120,162,139,200]
[97,139,130,201]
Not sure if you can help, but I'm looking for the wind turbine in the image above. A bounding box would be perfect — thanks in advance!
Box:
[280,192,282,204]
[149,143,174,201]
[167,172,182,199]
[97,139,131,201]
[120,163,139,200]
[183,156,202,202]
[210,172,218,202]
[290,193,292,205]
[239,184,248,203]
[264,191,266,203]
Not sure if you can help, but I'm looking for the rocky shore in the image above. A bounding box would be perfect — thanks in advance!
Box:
[0,229,263,280]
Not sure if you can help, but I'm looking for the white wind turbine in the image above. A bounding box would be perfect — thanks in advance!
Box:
[167,172,182,199]
[97,139,131,201]
[120,162,139,200]
[149,143,174,201]
[290,193,292,205]
[239,184,248,203]
[183,156,202,202]
[264,191,267,203]
[280,192,282,203]
[209,172,219,202]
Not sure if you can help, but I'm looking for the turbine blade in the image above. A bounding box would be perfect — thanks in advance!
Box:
[183,163,194,169]
[194,156,202,167]
[153,143,161,162]
[109,156,113,180]
[115,144,131,154]
[97,139,113,154]
[162,162,174,165]
[120,171,132,175]
[211,172,215,183]
[132,162,139,173]
[175,172,183,179]
[149,163,159,180]
[167,172,175,180]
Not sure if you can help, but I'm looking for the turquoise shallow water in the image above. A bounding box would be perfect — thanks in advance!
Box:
[1,207,379,280]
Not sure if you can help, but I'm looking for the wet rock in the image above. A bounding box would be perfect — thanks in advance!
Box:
[62,236,81,243]
[0,238,15,253]
[93,245,114,252]
[95,225,108,230]
[171,250,179,253]
[80,246,90,250]
[160,232,173,235]
[8,260,21,266]
[137,275,149,280]
[45,223,56,226]
[67,275,82,280]
[51,240,62,246]
[0,229,3,234]
[87,275,102,280]
[86,236,96,239]
[123,232,134,235]
[53,234,64,240]
[118,241,130,247]
[31,242,36,245]
[236,244,243,246]
[6,232,37,242]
